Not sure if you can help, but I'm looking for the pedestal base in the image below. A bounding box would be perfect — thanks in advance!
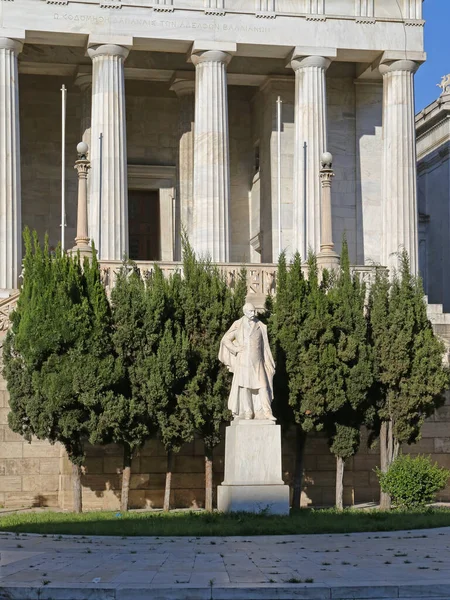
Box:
[217,419,290,515]
[217,484,289,515]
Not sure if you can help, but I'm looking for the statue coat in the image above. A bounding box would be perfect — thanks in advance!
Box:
[219,316,275,415]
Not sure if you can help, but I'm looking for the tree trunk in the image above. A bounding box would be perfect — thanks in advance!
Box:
[121,444,132,512]
[393,438,400,462]
[335,456,345,511]
[292,425,307,510]
[379,421,391,511]
[72,462,82,513]
[205,446,213,512]
[163,450,173,512]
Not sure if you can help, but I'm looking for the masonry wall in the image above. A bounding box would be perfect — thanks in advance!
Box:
[20,75,79,252]
[0,344,62,509]
[327,65,358,263]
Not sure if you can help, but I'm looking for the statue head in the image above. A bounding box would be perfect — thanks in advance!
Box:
[243,302,257,321]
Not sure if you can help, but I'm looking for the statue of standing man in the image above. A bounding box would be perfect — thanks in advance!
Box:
[219,302,276,421]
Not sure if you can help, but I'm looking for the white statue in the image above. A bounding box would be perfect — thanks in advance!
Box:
[437,74,450,95]
[219,302,276,421]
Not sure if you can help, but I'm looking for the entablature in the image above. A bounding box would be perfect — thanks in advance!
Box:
[1,0,425,62]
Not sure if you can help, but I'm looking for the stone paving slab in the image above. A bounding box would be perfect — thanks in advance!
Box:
[1,528,450,599]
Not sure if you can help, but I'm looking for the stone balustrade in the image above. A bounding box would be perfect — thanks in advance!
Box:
[98,260,386,308]
[0,263,387,334]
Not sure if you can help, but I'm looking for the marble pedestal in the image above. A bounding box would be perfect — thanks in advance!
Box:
[217,419,290,515]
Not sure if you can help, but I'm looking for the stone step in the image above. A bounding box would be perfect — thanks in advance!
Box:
[428,312,450,325]
[427,303,445,314]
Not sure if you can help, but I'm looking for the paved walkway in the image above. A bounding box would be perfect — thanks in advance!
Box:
[1,527,450,599]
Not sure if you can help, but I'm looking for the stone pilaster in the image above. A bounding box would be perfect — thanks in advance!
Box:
[74,67,92,152]
[171,74,195,259]
[380,59,419,273]
[191,49,232,262]
[88,44,129,260]
[0,38,22,291]
[291,55,330,258]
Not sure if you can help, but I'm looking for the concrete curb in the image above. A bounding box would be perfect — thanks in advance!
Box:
[1,583,450,600]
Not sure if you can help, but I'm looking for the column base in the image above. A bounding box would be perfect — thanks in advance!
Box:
[217,484,290,515]
[70,244,94,261]
[317,250,340,271]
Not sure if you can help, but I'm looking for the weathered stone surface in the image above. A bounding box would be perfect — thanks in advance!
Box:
[5,458,40,476]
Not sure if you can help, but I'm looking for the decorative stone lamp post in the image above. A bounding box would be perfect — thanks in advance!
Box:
[317,151,340,271]
[72,142,92,258]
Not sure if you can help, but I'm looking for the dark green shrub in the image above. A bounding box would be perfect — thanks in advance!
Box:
[377,454,450,508]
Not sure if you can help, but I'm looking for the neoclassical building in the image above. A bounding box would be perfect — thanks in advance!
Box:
[0,0,426,294]
[3,0,445,510]
[416,78,450,313]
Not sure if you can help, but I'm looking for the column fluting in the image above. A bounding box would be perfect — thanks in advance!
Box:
[0,38,22,290]
[380,59,419,273]
[191,49,231,262]
[171,77,195,259]
[88,44,129,260]
[291,55,330,258]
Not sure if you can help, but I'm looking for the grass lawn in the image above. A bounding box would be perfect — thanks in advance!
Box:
[1,508,450,537]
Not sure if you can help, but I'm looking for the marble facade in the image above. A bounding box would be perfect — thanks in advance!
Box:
[0,0,426,291]
[0,0,439,511]
[416,83,450,313]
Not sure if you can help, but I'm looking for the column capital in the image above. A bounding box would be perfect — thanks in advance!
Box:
[379,59,419,76]
[0,38,23,54]
[191,49,232,66]
[290,55,331,71]
[87,44,130,61]
[170,72,195,96]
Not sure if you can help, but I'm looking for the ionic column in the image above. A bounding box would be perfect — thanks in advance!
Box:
[0,38,22,291]
[191,49,232,262]
[88,44,129,260]
[171,75,195,259]
[380,59,419,273]
[291,55,330,258]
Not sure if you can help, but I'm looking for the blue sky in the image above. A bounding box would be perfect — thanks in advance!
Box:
[415,0,450,111]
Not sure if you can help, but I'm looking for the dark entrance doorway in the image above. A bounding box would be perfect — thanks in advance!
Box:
[128,190,160,260]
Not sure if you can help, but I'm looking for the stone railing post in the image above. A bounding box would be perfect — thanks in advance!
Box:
[317,151,339,271]
[71,142,92,258]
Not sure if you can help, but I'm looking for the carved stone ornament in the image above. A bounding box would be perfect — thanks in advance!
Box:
[438,74,450,96]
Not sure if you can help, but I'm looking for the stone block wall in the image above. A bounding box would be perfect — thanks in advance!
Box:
[0,345,62,509]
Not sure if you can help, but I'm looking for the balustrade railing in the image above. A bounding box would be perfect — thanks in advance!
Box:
[98,260,386,307]
[0,263,386,334]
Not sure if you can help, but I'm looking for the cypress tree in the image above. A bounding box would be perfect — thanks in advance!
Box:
[180,240,247,511]
[93,263,155,511]
[368,251,449,509]
[3,230,117,512]
[138,266,193,512]
[326,239,373,509]
[268,252,309,509]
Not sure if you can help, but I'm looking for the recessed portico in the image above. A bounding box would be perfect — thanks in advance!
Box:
[0,0,426,290]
